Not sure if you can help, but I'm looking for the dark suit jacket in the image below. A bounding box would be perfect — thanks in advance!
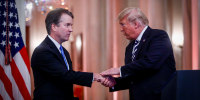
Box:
[110,27,176,100]
[31,36,93,100]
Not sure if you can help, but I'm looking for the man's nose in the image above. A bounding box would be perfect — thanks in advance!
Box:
[69,26,73,32]
[120,27,124,32]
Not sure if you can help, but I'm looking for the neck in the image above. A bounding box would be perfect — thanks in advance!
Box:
[50,33,62,44]
[136,26,143,34]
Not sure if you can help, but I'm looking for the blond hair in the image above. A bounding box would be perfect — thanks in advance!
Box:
[118,7,149,26]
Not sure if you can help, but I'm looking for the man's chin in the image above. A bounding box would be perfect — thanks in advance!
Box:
[65,37,70,41]
[126,37,131,40]
[61,39,69,42]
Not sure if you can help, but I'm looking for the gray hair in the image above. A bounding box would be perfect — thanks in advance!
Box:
[118,7,149,26]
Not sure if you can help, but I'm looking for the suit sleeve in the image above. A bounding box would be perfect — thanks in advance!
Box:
[121,31,173,78]
[109,77,130,92]
[31,47,93,87]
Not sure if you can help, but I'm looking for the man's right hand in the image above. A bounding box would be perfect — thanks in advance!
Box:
[100,75,116,87]
[93,73,116,87]
[93,73,104,82]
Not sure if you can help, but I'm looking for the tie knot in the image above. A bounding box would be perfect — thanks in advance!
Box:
[60,45,65,54]
[60,45,63,51]
[134,40,139,45]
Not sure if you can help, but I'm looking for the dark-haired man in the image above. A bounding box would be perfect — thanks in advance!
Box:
[31,8,114,100]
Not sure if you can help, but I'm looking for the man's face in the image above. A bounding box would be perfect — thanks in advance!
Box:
[119,16,139,40]
[54,14,73,43]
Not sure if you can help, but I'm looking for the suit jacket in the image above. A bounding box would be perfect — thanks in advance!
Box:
[31,36,93,100]
[110,27,176,100]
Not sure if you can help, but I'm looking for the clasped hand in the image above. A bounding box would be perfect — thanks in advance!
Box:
[94,68,120,87]
[94,73,116,87]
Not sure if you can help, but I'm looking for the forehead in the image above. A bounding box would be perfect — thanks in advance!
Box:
[119,15,128,23]
[59,13,73,23]
[119,17,128,24]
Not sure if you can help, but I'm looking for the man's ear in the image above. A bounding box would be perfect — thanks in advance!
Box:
[51,24,57,31]
[133,21,140,29]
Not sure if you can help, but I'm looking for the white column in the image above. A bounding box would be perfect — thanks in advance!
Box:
[16,0,25,44]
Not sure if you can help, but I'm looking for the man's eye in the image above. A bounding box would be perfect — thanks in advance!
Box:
[65,24,71,27]
[120,23,125,26]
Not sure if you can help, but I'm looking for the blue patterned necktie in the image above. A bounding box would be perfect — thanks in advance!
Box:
[59,45,70,70]
[132,40,139,61]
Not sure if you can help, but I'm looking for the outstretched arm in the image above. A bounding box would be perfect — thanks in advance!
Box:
[100,68,120,76]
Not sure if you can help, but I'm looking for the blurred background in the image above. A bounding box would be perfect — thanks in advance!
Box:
[16,0,200,100]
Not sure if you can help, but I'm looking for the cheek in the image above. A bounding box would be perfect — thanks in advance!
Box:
[123,27,128,32]
[63,28,69,32]
[129,27,135,33]
[61,28,67,33]
[125,28,132,34]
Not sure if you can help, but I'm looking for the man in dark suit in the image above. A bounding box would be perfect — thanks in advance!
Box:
[101,7,176,100]
[31,8,114,100]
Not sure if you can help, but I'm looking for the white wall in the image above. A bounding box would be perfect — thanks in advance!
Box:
[15,0,25,45]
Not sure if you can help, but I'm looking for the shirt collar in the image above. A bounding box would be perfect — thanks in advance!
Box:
[48,35,61,53]
[136,26,148,42]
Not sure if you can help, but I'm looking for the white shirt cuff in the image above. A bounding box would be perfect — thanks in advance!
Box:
[92,74,94,82]
[120,67,122,77]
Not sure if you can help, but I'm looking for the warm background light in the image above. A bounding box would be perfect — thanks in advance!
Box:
[26,2,33,10]
[76,35,82,51]
[172,33,184,47]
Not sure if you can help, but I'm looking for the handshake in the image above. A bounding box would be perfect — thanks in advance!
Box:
[93,68,120,87]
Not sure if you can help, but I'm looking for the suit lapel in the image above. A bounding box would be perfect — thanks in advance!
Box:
[125,41,135,64]
[134,27,151,59]
[44,36,68,68]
